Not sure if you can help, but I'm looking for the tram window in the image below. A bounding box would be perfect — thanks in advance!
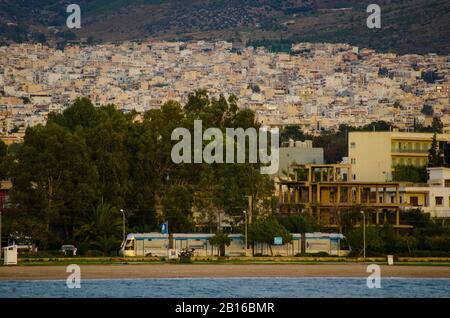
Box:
[125,240,135,250]
[340,239,350,251]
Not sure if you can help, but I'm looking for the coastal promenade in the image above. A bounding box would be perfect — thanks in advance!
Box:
[1,264,450,280]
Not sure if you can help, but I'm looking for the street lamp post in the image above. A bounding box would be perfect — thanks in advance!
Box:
[243,210,248,256]
[120,209,126,243]
[360,210,366,261]
[0,210,2,260]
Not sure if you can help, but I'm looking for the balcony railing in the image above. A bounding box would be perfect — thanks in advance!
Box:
[391,148,428,154]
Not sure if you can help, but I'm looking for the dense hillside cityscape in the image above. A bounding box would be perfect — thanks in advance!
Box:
[0,40,449,142]
[0,38,448,259]
[1,1,450,305]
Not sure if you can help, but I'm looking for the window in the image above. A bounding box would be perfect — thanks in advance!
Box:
[352,174,356,180]
[436,196,444,206]
[445,180,450,188]
[410,196,419,206]
[350,142,356,149]
[125,240,135,251]
[340,238,350,251]
[351,158,356,164]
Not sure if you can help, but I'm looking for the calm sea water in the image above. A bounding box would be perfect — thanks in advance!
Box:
[0,278,449,298]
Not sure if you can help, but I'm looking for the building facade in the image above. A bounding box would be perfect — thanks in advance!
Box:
[403,167,450,218]
[278,164,411,231]
[273,139,324,178]
[348,131,450,182]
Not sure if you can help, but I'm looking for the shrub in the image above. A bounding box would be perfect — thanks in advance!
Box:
[85,250,104,257]
[313,252,330,257]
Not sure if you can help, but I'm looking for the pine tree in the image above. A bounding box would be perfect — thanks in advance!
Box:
[428,133,443,167]
[431,117,444,134]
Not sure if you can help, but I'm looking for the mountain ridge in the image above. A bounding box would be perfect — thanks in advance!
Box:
[0,0,449,55]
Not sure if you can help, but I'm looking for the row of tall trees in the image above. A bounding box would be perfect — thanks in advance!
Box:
[1,91,274,253]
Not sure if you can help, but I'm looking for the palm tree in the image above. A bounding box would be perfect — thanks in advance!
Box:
[77,201,123,255]
[209,231,231,256]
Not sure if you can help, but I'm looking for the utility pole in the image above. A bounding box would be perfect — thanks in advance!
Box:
[361,210,366,261]
[0,210,2,260]
[243,210,248,256]
[247,195,252,224]
[120,209,126,243]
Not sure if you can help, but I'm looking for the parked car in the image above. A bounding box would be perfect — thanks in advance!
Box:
[61,245,77,256]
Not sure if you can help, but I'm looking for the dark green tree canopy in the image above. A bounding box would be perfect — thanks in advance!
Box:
[3,91,274,252]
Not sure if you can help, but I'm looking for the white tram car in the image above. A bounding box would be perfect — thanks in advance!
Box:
[119,232,350,257]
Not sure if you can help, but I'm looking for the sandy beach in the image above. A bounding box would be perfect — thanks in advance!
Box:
[1,264,450,280]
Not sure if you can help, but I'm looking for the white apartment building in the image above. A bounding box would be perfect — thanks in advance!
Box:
[404,167,450,218]
[273,139,324,178]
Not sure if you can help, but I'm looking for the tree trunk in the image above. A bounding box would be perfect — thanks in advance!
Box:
[154,191,164,222]
[301,232,306,255]
[169,233,173,249]
[47,177,53,232]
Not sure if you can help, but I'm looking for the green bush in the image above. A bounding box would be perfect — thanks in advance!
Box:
[403,250,450,257]
[294,252,330,257]
[424,236,450,252]
[19,250,62,258]
[109,251,119,257]
[313,252,330,257]
[179,256,192,263]
[85,250,104,257]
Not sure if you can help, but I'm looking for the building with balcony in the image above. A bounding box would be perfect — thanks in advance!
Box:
[348,131,450,182]
[278,164,411,231]
[403,167,450,219]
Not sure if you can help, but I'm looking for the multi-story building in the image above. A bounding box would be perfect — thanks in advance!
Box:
[272,139,324,178]
[403,167,450,219]
[348,131,450,182]
[277,164,410,231]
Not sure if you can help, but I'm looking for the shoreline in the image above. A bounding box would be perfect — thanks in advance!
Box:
[1,264,450,280]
